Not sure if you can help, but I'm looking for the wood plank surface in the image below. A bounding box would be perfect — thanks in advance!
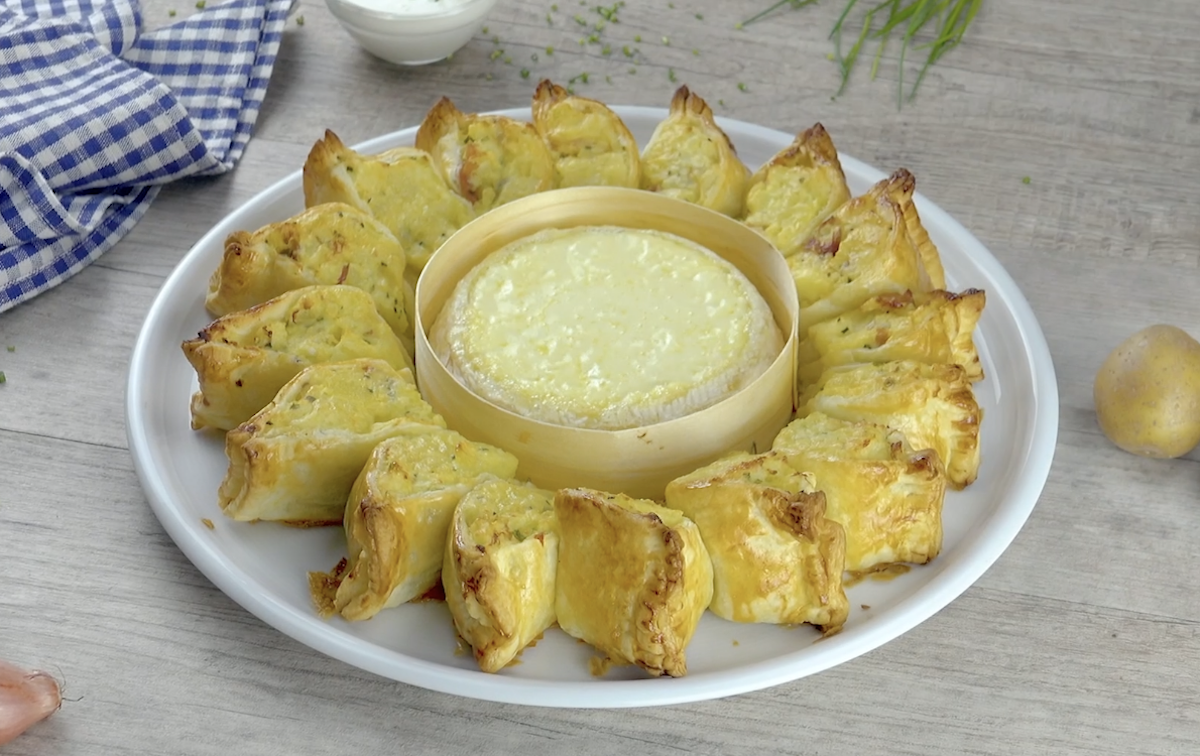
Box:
[3,0,1199,752]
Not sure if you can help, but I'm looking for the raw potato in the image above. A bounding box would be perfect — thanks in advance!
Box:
[1094,325,1200,458]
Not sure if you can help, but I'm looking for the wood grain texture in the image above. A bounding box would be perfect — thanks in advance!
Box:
[3,0,1200,752]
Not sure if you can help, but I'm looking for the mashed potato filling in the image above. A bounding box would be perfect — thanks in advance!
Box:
[431,226,781,430]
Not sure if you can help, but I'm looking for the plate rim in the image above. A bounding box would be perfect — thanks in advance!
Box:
[125,106,1060,708]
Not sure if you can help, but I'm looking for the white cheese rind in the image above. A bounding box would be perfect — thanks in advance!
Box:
[431,226,782,430]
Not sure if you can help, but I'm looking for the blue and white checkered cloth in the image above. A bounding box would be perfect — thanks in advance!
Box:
[0,0,292,311]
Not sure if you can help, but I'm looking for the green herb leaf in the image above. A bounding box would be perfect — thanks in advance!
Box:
[742,0,981,103]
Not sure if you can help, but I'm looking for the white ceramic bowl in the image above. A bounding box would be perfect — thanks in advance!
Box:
[324,0,497,66]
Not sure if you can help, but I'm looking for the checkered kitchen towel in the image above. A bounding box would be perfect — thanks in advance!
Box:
[0,0,292,311]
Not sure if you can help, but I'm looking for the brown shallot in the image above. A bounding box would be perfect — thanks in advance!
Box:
[0,659,61,745]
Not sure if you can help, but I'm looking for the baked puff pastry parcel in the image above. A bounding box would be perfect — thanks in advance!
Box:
[798,360,982,490]
[639,86,750,217]
[302,130,475,274]
[665,451,849,633]
[217,359,446,525]
[415,96,556,213]
[443,479,559,673]
[183,285,413,431]
[554,488,713,678]
[205,202,412,340]
[531,79,640,189]
[796,288,987,386]
[789,169,933,330]
[772,413,946,572]
[319,429,519,622]
[741,123,852,256]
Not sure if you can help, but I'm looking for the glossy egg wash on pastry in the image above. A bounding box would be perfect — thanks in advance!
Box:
[430,226,782,430]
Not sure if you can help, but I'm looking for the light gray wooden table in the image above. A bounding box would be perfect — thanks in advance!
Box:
[3,0,1199,752]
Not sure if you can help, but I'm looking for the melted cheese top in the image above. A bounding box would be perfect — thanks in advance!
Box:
[431,226,781,430]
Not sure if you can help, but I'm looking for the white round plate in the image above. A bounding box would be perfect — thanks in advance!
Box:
[126,107,1059,708]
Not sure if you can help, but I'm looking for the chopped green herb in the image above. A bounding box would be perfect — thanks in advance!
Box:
[503,55,512,64]
[633,34,641,42]
[692,48,699,55]
[578,37,586,45]
[735,21,744,29]
[167,8,176,15]
[0,371,6,384]
[492,34,499,43]
[481,25,489,33]
[668,2,674,7]
[718,99,725,106]
[490,49,503,60]
[743,0,984,104]
[587,32,600,43]
[567,85,575,94]
[601,43,611,55]
[661,35,670,45]
[521,68,531,78]
[546,45,555,54]
[295,13,304,24]
[194,0,204,7]
[737,82,749,91]
[622,45,633,56]
[628,66,637,74]
[575,14,586,25]
[605,74,613,83]
[546,12,553,23]
[5,346,13,353]
[551,3,558,9]
[668,68,677,82]
[695,12,704,19]
[1022,176,1031,184]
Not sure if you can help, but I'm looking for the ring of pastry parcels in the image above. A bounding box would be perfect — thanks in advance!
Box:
[206,355,957,678]
[188,81,991,675]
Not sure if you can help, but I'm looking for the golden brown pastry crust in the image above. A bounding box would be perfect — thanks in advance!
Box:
[797,288,987,386]
[531,79,641,189]
[886,175,946,289]
[302,129,474,275]
[742,123,851,256]
[415,96,556,212]
[443,479,558,673]
[216,359,446,525]
[183,285,413,432]
[205,202,410,340]
[553,488,712,678]
[639,86,750,217]
[798,361,982,489]
[790,169,932,330]
[772,413,945,571]
[331,430,520,622]
[666,453,849,632]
